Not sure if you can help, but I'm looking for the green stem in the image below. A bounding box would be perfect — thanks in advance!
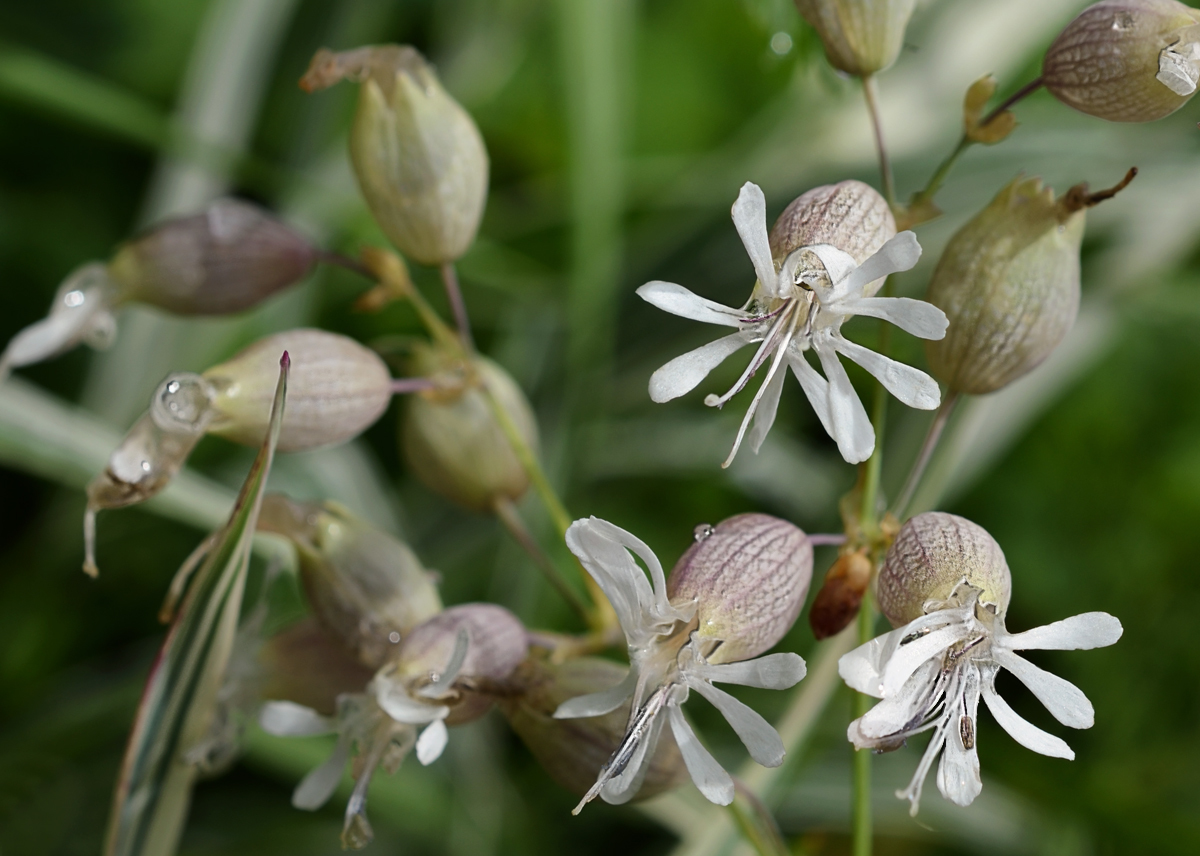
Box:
[852,591,876,856]
[908,135,972,212]
[493,496,590,621]
[440,262,476,353]
[861,75,895,208]
[891,391,959,520]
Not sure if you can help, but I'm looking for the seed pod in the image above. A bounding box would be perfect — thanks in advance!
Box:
[876,512,1012,627]
[1043,0,1200,122]
[925,176,1085,395]
[668,513,813,665]
[83,372,217,575]
[107,198,317,315]
[382,603,528,726]
[259,618,375,716]
[258,495,443,669]
[301,46,488,265]
[499,657,687,800]
[768,180,897,295]
[808,548,872,640]
[401,343,537,512]
[793,0,918,76]
[203,328,392,452]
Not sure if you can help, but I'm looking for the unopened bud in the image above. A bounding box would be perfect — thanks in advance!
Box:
[876,512,1011,627]
[204,328,392,452]
[259,495,443,669]
[668,514,813,664]
[381,603,528,726]
[108,198,317,315]
[301,46,488,265]
[499,657,687,800]
[808,549,872,640]
[401,344,537,512]
[925,171,1133,395]
[1043,0,1200,122]
[769,180,896,292]
[259,618,375,716]
[794,0,918,76]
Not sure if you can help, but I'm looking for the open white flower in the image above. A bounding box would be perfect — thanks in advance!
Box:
[638,181,947,466]
[555,516,808,812]
[259,629,467,849]
[841,580,1122,815]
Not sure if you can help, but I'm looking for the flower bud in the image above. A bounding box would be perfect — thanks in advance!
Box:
[1043,0,1200,122]
[203,328,392,452]
[924,173,1131,395]
[768,180,896,294]
[401,343,537,512]
[381,603,528,726]
[107,198,317,315]
[83,372,216,576]
[668,514,813,664]
[259,495,443,669]
[259,618,375,716]
[794,0,918,76]
[808,548,872,640]
[876,512,1011,627]
[499,657,687,800]
[301,46,488,265]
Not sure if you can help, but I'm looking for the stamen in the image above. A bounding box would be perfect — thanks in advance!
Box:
[572,683,672,815]
[959,715,975,750]
[720,303,801,468]
[704,302,795,409]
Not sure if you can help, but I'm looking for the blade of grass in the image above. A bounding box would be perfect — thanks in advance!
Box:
[104,354,289,856]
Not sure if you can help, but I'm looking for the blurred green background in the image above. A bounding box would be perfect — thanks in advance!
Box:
[1,0,1198,854]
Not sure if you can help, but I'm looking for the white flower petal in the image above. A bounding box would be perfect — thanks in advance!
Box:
[692,652,806,690]
[259,701,335,737]
[293,736,350,810]
[834,296,948,340]
[838,627,907,697]
[649,333,748,403]
[936,664,982,808]
[668,704,735,805]
[815,344,875,464]
[881,624,975,698]
[1158,43,1200,96]
[688,679,785,767]
[801,244,859,293]
[993,649,1094,729]
[832,336,941,412]
[415,719,449,765]
[418,629,470,699]
[555,666,638,719]
[731,182,778,297]
[856,660,942,741]
[600,702,667,806]
[981,676,1074,760]
[1000,612,1123,652]
[637,281,748,328]
[747,348,788,455]
[565,519,665,646]
[787,354,836,439]
[376,685,450,725]
[897,718,947,817]
[838,231,922,299]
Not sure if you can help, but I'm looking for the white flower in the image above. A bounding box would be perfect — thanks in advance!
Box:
[554,517,806,812]
[638,182,948,466]
[259,629,468,848]
[839,580,1122,815]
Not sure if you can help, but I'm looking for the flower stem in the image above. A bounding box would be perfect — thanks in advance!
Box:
[891,391,959,520]
[493,496,591,622]
[907,135,972,214]
[862,75,895,208]
[440,262,476,353]
[979,76,1043,129]
[852,590,876,856]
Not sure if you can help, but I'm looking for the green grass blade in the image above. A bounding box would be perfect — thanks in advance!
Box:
[104,352,290,856]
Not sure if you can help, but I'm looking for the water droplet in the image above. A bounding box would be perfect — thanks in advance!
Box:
[63,290,86,308]
[388,631,401,644]
[693,524,714,542]
[140,460,152,473]
[770,31,793,55]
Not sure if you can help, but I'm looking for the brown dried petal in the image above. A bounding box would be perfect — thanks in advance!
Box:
[808,549,872,640]
[877,512,1011,627]
[668,513,813,664]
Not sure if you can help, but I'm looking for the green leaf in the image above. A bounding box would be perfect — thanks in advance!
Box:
[104,351,290,856]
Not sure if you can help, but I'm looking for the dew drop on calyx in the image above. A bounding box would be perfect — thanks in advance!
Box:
[388,631,401,644]
[693,524,714,542]
[150,372,214,433]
